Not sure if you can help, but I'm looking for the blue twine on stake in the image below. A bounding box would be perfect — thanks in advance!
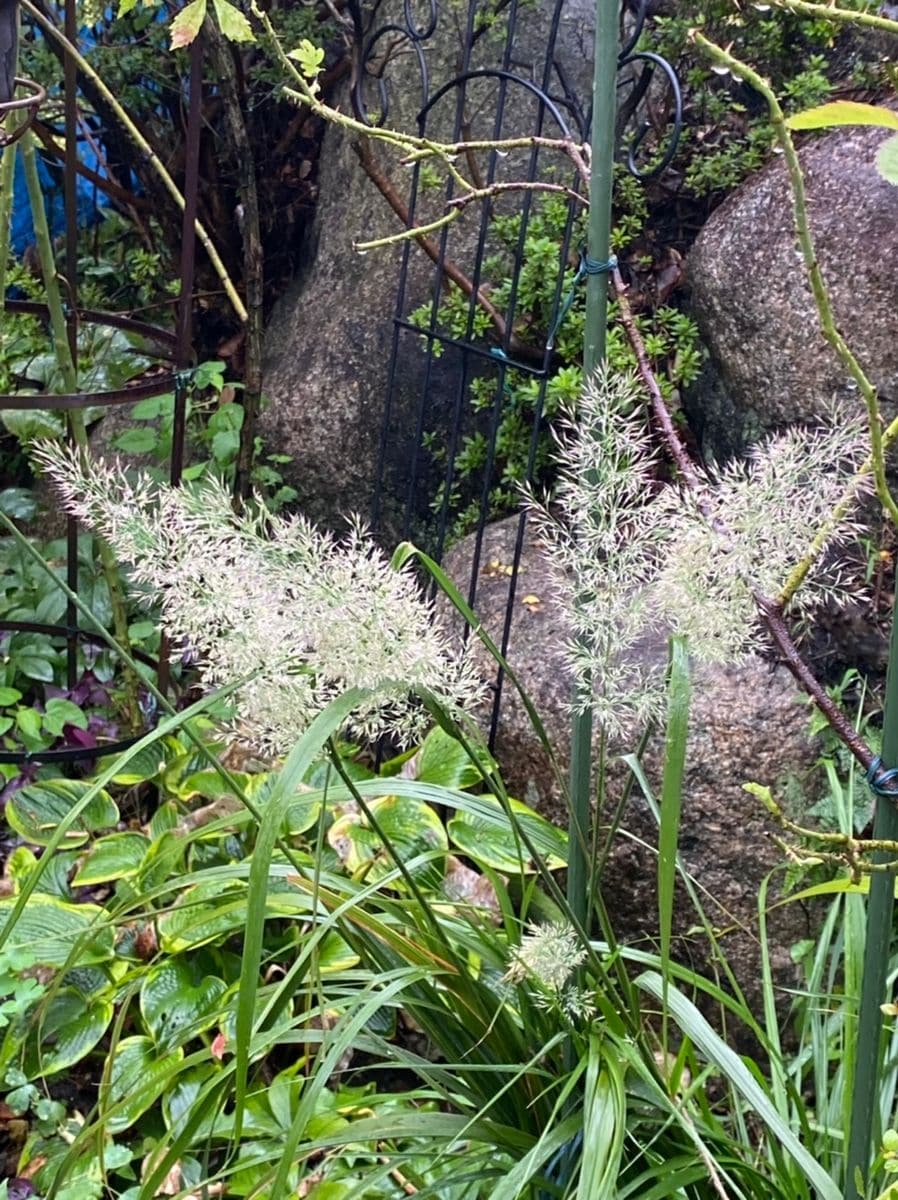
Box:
[864,756,898,797]
[489,251,618,370]
[547,251,618,351]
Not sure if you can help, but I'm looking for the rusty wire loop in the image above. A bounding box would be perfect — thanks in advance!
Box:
[0,76,46,145]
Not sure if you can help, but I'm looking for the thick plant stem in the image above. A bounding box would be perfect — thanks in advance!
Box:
[845,605,898,1197]
[567,0,619,938]
[19,130,141,728]
[771,0,898,35]
[20,0,248,324]
[692,33,898,529]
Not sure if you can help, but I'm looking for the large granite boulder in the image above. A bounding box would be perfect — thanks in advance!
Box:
[686,122,898,461]
[260,0,597,534]
[442,514,822,1020]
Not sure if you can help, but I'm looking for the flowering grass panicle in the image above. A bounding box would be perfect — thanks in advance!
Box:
[655,416,871,664]
[34,443,485,754]
[534,366,870,734]
[529,367,674,738]
[504,921,587,993]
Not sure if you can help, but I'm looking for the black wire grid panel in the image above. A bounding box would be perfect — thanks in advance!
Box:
[359,0,681,744]
[0,13,203,764]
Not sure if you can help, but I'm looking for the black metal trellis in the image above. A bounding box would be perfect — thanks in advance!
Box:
[0,8,202,764]
[359,0,681,746]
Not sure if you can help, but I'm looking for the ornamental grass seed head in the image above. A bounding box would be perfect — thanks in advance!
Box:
[504,921,587,994]
[533,365,870,735]
[33,443,485,755]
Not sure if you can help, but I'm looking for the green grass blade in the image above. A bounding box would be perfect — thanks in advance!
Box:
[637,970,839,1200]
[391,541,567,802]
[235,687,370,1139]
[0,682,242,956]
[658,637,690,1059]
[578,1034,626,1199]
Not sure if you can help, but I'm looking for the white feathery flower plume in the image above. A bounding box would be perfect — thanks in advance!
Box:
[530,367,674,737]
[33,443,485,755]
[532,364,871,734]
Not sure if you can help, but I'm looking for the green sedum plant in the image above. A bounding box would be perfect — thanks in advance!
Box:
[412,191,705,536]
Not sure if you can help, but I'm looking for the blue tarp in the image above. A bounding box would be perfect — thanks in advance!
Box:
[9,133,109,255]
[8,11,114,256]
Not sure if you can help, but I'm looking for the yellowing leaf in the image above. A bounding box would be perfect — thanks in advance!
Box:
[212,0,254,43]
[170,0,206,49]
[786,101,898,132]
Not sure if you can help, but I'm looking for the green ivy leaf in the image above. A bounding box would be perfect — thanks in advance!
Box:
[212,0,254,42]
[170,0,206,49]
[876,133,898,186]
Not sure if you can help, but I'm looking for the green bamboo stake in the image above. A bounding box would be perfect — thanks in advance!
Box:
[18,129,141,727]
[567,0,619,931]
[845,607,898,1198]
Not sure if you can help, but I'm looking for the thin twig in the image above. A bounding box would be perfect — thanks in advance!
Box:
[755,593,875,771]
[611,266,703,491]
[692,32,898,530]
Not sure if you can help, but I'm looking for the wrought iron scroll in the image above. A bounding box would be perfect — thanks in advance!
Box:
[357,0,682,746]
